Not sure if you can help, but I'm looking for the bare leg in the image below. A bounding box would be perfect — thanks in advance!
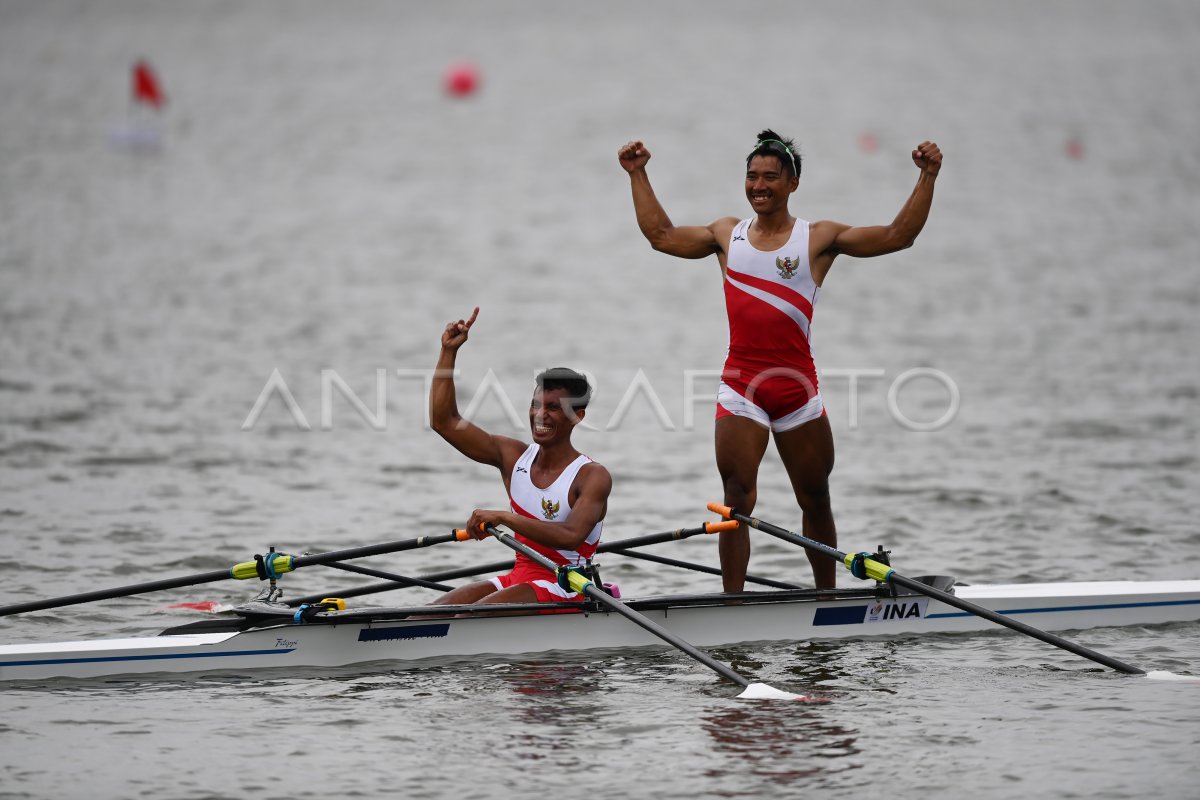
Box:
[773,414,837,589]
[477,583,538,604]
[715,415,771,592]
[431,580,540,618]
[432,580,498,605]
[466,583,540,617]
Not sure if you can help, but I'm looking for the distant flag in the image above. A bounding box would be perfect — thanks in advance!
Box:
[110,59,165,153]
[132,60,165,109]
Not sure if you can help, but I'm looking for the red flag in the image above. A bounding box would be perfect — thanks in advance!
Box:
[132,60,165,109]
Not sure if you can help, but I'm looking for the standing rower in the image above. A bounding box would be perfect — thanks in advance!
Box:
[618,130,942,590]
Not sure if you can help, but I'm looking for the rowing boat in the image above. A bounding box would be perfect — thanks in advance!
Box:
[4,578,1198,681]
[4,512,1196,689]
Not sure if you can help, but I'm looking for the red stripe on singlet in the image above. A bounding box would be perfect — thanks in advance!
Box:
[508,496,572,566]
[725,267,815,321]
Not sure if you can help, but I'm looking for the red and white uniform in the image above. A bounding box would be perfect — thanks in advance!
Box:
[718,217,824,432]
[490,443,603,603]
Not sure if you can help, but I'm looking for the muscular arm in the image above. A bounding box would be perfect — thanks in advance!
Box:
[811,141,942,280]
[467,464,612,550]
[429,309,524,471]
[619,140,729,259]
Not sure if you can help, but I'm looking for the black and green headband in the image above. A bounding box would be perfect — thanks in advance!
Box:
[748,138,799,175]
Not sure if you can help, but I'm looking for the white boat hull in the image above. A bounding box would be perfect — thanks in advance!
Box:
[2,580,1198,681]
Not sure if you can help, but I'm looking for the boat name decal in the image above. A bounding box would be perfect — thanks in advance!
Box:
[358,623,451,643]
[275,638,298,648]
[812,598,930,626]
[865,598,928,622]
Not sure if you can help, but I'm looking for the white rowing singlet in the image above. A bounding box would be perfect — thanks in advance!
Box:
[507,443,603,567]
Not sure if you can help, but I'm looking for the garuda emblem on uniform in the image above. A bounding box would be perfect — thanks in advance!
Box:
[541,498,560,520]
[776,255,800,279]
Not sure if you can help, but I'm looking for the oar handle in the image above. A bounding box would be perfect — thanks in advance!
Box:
[707,502,734,518]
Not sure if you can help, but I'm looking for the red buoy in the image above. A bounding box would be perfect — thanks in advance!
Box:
[444,62,480,98]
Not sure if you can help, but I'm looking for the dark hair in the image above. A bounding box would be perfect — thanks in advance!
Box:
[746,129,801,178]
[535,367,592,410]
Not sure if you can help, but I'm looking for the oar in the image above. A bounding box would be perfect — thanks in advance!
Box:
[607,548,802,589]
[597,520,741,552]
[706,502,1146,676]
[289,521,745,606]
[321,562,454,592]
[473,524,817,701]
[0,531,469,618]
[288,560,517,606]
[597,519,799,589]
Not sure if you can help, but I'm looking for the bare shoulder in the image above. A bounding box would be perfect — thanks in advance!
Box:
[708,216,741,251]
[495,435,531,473]
[577,461,613,494]
[809,219,851,253]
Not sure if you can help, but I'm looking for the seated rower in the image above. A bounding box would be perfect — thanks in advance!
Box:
[429,308,611,609]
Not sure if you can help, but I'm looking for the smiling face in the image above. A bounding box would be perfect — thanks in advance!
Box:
[745,154,799,215]
[529,387,583,446]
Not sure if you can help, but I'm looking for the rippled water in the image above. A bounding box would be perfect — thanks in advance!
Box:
[2,1,1199,798]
